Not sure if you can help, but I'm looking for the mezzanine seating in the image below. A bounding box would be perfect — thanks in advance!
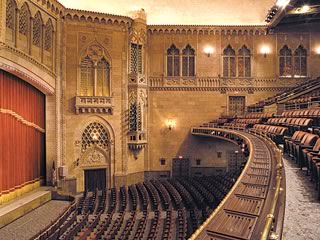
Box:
[252,124,288,144]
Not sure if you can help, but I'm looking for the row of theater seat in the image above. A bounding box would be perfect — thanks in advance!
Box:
[34,175,237,240]
[247,77,320,111]
[284,131,320,199]
[267,117,312,135]
[281,108,320,118]
[251,124,288,144]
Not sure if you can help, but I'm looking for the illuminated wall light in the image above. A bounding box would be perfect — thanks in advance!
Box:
[315,47,320,55]
[204,46,214,57]
[300,5,310,13]
[166,118,176,130]
[260,45,271,57]
[276,0,290,8]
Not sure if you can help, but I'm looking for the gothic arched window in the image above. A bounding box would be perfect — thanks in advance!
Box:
[44,19,53,51]
[97,58,110,96]
[32,11,42,47]
[81,122,109,152]
[80,56,95,96]
[182,44,195,77]
[167,45,180,77]
[279,45,292,77]
[294,45,307,77]
[19,3,29,35]
[6,0,16,30]
[238,45,251,77]
[223,45,236,77]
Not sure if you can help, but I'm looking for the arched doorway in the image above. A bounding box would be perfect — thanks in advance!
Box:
[79,122,111,192]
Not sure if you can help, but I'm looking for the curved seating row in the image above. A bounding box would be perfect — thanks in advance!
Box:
[251,124,288,144]
[190,127,284,240]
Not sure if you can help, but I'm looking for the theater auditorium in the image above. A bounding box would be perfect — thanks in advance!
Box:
[0,0,320,239]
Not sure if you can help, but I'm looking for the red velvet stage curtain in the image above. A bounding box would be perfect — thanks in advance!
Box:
[0,70,45,194]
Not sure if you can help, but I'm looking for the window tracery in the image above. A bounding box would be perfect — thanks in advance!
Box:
[223,45,236,77]
[6,0,15,30]
[19,3,29,35]
[167,45,180,77]
[32,12,42,47]
[44,19,53,51]
[79,43,111,96]
[80,56,95,96]
[294,45,307,77]
[81,122,109,152]
[279,45,292,77]
[182,44,195,77]
[238,45,251,77]
[131,43,142,74]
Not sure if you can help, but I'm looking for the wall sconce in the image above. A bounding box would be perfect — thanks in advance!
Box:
[204,46,214,57]
[166,118,175,130]
[316,47,320,55]
[260,45,271,58]
[276,0,290,8]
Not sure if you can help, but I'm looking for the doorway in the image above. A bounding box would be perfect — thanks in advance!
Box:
[229,96,245,115]
[84,168,107,192]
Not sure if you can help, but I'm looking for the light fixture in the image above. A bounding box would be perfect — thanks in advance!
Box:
[204,46,214,57]
[260,45,271,57]
[316,47,320,55]
[166,118,175,130]
[300,5,310,13]
[276,0,290,8]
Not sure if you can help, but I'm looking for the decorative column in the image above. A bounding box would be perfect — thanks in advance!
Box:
[127,9,148,159]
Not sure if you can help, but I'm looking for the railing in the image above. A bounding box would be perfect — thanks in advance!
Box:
[189,127,285,240]
[149,76,307,89]
[284,99,320,111]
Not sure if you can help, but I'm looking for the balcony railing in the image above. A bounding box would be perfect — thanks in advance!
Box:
[75,96,113,114]
[149,76,309,89]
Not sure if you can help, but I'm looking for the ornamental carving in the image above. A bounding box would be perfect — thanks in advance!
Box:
[87,44,104,62]
[80,146,109,167]
[182,79,196,86]
[86,149,106,164]
[130,29,146,45]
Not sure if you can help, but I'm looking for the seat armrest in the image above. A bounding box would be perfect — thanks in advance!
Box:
[308,150,320,154]
[300,145,314,149]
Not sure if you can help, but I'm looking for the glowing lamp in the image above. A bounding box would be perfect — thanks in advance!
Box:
[204,46,214,57]
[166,118,175,130]
[276,0,290,8]
[260,45,271,57]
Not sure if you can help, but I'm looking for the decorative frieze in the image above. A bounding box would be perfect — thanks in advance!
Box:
[147,25,267,36]
[75,96,113,114]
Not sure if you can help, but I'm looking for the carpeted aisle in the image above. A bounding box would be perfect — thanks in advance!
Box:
[0,200,70,240]
[282,155,320,240]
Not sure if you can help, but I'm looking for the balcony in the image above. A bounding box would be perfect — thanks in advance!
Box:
[128,131,147,151]
[75,96,113,114]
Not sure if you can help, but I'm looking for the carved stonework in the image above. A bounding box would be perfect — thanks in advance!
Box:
[80,146,109,167]
[130,29,147,45]
[182,79,197,86]
[86,149,106,164]
[87,44,104,62]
